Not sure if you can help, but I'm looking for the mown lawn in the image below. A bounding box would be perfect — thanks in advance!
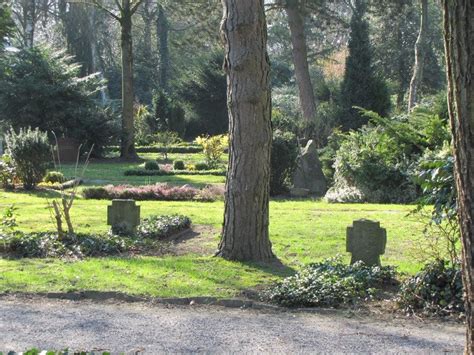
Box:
[58,160,226,187]
[0,188,426,298]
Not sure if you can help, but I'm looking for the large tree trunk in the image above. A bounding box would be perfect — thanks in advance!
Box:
[120,0,138,160]
[217,0,274,261]
[442,1,474,353]
[408,0,428,112]
[157,5,170,93]
[284,0,317,138]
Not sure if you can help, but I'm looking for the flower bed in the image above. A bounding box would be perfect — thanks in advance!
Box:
[82,183,224,202]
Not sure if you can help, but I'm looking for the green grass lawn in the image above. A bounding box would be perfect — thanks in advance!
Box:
[0,149,431,299]
[58,161,226,187]
[0,187,426,298]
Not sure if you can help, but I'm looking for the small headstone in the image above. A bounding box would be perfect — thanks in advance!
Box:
[292,140,327,196]
[57,137,81,162]
[107,199,140,235]
[346,219,386,266]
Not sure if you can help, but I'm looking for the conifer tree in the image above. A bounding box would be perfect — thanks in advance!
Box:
[340,0,390,131]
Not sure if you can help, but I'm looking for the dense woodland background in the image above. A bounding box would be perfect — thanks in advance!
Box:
[0,0,452,204]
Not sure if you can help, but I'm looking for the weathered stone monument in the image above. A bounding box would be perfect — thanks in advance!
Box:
[292,140,327,196]
[107,199,140,234]
[346,219,387,266]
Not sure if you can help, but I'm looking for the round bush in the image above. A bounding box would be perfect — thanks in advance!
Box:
[194,162,209,171]
[173,160,185,170]
[144,161,160,171]
[5,127,51,190]
[44,171,65,184]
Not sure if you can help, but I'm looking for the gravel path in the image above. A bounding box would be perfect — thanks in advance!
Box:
[0,297,464,354]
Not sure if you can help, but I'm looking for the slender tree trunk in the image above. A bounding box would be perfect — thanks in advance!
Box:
[23,0,36,47]
[217,0,274,261]
[120,0,138,160]
[395,9,406,111]
[89,7,108,104]
[157,5,170,93]
[284,0,317,138]
[408,0,428,112]
[141,0,153,59]
[442,1,474,353]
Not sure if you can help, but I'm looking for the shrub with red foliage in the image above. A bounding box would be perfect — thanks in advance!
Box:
[82,183,223,202]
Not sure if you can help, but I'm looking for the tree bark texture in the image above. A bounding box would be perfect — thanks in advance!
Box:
[285,0,317,137]
[442,0,474,353]
[120,0,138,159]
[157,5,170,92]
[21,0,36,47]
[89,8,108,104]
[217,0,274,261]
[408,0,428,112]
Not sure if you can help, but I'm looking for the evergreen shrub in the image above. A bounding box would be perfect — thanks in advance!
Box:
[5,127,51,190]
[270,130,298,196]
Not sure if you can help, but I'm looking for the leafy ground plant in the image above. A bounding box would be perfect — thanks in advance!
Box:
[397,259,463,316]
[264,257,396,308]
[3,215,192,258]
[137,214,191,239]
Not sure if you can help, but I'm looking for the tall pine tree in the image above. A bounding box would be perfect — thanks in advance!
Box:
[340,0,390,131]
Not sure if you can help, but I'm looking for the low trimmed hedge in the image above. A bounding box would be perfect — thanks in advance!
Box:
[109,145,203,154]
[124,169,226,176]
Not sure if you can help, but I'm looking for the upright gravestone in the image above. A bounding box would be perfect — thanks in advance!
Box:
[346,219,386,266]
[292,140,327,196]
[107,199,140,235]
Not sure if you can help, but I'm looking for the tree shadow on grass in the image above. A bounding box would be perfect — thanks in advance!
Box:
[6,188,62,199]
[240,258,296,278]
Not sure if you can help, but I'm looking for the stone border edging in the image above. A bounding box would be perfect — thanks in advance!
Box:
[0,291,339,315]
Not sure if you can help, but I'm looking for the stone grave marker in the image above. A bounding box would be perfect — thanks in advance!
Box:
[292,140,327,196]
[346,219,386,266]
[107,199,140,234]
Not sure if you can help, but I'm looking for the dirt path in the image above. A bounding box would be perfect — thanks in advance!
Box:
[0,297,463,353]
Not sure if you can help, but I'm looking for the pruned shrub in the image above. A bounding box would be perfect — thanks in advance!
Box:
[265,257,396,308]
[5,127,51,190]
[194,162,210,171]
[397,260,463,316]
[144,161,160,171]
[173,160,185,170]
[137,215,191,239]
[270,130,298,196]
[44,171,65,184]
[82,183,223,202]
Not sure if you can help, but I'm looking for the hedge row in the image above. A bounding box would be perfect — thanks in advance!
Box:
[124,169,227,176]
[109,145,203,154]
